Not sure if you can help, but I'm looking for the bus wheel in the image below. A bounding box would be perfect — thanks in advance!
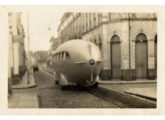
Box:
[92,82,99,88]
[61,86,67,90]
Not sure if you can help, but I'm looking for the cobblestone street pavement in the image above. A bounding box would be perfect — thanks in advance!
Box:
[36,69,118,108]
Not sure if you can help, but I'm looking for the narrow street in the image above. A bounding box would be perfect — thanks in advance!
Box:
[35,68,118,108]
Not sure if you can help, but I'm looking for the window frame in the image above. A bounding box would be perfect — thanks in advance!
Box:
[65,51,70,59]
[55,51,71,61]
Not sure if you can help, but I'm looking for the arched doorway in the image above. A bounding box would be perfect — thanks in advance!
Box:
[155,35,157,78]
[111,35,121,79]
[135,33,148,79]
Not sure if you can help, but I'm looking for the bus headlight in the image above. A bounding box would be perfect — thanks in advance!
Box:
[89,59,95,65]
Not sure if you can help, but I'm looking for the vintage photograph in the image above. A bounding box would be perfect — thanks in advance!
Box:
[7,7,157,108]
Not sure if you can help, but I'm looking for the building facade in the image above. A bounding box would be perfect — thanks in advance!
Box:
[57,13,157,80]
[33,51,49,64]
[49,37,61,51]
[8,12,26,94]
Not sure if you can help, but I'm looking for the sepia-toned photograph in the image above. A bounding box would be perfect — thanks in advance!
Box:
[6,6,158,109]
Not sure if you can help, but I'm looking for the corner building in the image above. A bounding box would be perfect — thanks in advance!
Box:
[57,13,157,80]
[8,12,26,94]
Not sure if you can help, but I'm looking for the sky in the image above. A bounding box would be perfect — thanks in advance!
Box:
[22,11,64,52]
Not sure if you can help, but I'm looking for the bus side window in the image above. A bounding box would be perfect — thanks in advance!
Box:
[66,52,70,59]
[58,53,60,61]
[55,54,57,61]
[63,52,66,60]
[61,52,64,60]
[60,52,62,60]
[57,54,59,61]
[60,52,63,60]
[59,53,61,61]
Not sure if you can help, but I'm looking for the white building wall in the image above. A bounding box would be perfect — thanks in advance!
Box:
[8,14,14,70]
[8,15,12,78]
[8,33,13,78]
[11,13,17,36]
[13,42,19,74]
[101,24,109,70]
[121,21,130,70]
[8,13,23,75]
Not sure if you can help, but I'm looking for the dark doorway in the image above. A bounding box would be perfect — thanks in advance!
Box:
[135,33,148,79]
[111,35,121,79]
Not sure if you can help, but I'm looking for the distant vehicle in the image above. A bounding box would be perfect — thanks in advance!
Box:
[33,65,39,71]
[50,39,102,89]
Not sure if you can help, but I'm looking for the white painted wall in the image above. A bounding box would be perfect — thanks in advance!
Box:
[13,42,19,74]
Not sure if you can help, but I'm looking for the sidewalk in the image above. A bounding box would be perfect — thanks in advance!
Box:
[12,69,36,89]
[97,79,156,84]
[99,80,157,101]
[124,87,156,101]
[8,90,39,108]
[8,69,38,108]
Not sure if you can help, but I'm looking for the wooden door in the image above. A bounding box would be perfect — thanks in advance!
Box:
[111,35,121,79]
[135,34,148,79]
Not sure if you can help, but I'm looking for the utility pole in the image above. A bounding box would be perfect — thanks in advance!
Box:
[27,12,30,84]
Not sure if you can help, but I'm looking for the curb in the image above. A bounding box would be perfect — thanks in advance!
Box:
[12,71,37,89]
[12,84,37,89]
[124,91,156,102]
[98,80,157,84]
